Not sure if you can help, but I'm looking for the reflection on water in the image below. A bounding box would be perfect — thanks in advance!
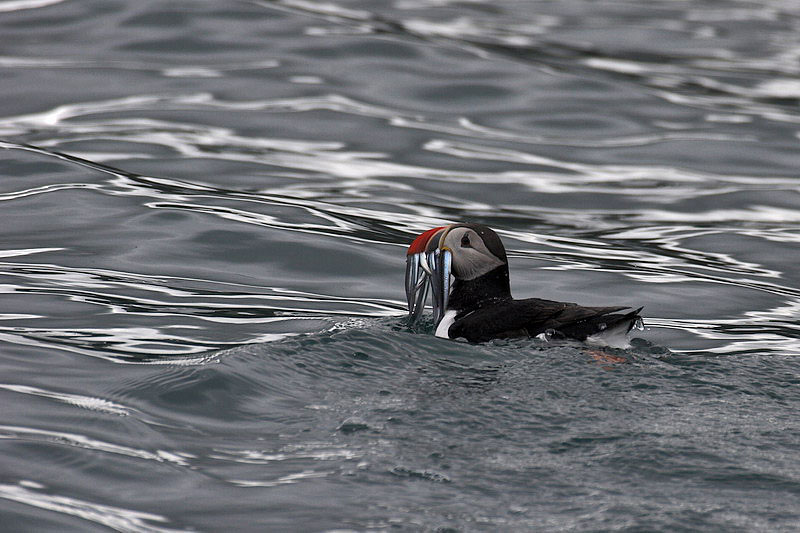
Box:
[1,0,800,531]
[0,481,190,533]
[2,131,799,360]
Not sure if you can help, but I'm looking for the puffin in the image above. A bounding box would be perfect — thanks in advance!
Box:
[405,223,643,346]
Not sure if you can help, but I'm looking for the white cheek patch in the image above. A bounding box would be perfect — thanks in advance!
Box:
[444,229,504,280]
[456,248,502,280]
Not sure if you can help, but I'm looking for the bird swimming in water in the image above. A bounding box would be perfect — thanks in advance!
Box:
[405,223,643,347]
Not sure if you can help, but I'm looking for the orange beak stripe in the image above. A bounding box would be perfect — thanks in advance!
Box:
[406,226,446,255]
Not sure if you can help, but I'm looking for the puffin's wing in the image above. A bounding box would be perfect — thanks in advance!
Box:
[449,298,638,343]
[448,299,572,342]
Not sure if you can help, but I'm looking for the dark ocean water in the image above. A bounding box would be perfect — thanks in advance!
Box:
[2,0,800,531]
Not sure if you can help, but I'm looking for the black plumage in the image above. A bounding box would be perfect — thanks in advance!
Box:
[447,295,642,343]
[438,225,643,343]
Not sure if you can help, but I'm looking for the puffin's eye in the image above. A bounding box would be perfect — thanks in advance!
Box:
[461,234,471,248]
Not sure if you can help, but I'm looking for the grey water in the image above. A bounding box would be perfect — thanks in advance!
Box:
[1,0,799,531]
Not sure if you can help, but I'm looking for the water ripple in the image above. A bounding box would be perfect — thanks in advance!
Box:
[0,0,65,12]
[0,384,133,416]
[0,425,194,466]
[0,480,189,533]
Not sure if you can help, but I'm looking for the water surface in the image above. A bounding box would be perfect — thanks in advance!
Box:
[1,0,799,531]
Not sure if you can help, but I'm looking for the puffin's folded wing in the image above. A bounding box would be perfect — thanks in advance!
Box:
[448,298,632,343]
[446,299,569,342]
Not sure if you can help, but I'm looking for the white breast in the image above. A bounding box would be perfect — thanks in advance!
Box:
[435,310,458,339]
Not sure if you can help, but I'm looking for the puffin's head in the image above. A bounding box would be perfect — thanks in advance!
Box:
[405,223,507,325]
[438,224,507,280]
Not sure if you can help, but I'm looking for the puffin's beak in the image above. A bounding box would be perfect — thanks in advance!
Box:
[405,226,447,324]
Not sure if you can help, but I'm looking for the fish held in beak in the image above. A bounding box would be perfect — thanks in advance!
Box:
[428,246,451,326]
[405,226,449,324]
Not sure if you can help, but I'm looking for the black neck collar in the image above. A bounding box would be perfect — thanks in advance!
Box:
[448,265,511,312]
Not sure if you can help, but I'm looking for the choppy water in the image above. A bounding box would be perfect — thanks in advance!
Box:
[1,0,800,531]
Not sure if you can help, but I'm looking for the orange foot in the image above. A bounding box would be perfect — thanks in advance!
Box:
[587,349,628,369]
